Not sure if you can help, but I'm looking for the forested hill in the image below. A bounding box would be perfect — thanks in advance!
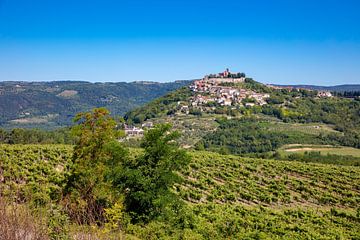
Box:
[0,80,190,129]
[125,76,360,163]
[273,84,360,92]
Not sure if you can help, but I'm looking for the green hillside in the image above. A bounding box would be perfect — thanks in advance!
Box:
[0,144,359,239]
[274,84,360,93]
[125,77,360,163]
[0,80,190,129]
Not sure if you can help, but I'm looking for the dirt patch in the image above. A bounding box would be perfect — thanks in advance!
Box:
[10,117,49,124]
[285,148,328,152]
[57,90,78,97]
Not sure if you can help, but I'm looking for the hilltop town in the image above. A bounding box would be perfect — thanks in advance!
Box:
[123,69,336,137]
[186,69,270,111]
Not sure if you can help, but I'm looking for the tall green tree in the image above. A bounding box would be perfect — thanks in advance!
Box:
[63,108,127,224]
[114,124,191,222]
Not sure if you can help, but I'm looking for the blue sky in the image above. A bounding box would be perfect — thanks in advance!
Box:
[0,0,359,85]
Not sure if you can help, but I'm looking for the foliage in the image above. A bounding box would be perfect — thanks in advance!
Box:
[103,198,129,234]
[71,107,119,161]
[0,80,189,128]
[0,144,72,203]
[128,203,360,240]
[277,150,360,166]
[178,151,360,207]
[112,124,191,223]
[278,84,360,92]
[199,94,360,157]
[261,97,360,149]
[1,144,360,238]
[197,117,343,155]
[0,127,74,144]
[63,108,127,224]
[129,150,360,239]
[124,87,193,124]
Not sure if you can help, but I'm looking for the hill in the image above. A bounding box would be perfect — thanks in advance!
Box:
[0,144,359,239]
[0,80,190,129]
[125,71,360,162]
[273,84,360,92]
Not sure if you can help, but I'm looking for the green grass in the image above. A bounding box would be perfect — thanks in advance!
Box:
[267,122,341,135]
[279,144,360,157]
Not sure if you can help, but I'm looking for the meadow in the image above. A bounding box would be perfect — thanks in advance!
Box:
[279,144,360,157]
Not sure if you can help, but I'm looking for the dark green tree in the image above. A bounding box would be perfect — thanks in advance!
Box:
[114,124,191,222]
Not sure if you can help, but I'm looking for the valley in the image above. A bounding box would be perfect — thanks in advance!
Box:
[0,80,190,129]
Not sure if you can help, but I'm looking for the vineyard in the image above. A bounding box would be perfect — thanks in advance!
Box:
[179,151,360,208]
[0,144,73,203]
[0,144,359,239]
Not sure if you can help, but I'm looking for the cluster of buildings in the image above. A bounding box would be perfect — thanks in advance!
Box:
[317,91,333,98]
[124,122,153,137]
[188,69,270,108]
[266,84,333,98]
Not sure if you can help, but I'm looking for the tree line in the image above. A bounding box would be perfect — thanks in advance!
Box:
[0,128,74,144]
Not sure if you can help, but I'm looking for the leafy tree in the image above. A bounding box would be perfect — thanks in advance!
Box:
[63,108,127,224]
[114,124,191,222]
[0,129,8,142]
[266,96,285,104]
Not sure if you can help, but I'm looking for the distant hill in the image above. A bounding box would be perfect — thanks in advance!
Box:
[0,80,190,128]
[273,84,360,92]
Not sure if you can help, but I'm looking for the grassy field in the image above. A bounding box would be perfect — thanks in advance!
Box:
[279,144,360,157]
[0,144,359,239]
[267,122,341,135]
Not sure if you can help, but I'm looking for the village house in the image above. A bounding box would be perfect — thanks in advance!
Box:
[180,105,190,114]
[141,121,154,128]
[317,91,333,98]
[124,125,144,137]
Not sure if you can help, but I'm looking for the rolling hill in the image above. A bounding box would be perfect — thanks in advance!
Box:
[125,72,360,163]
[0,80,190,129]
[273,84,360,92]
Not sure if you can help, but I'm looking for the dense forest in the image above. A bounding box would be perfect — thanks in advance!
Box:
[0,80,190,129]
[196,117,340,154]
